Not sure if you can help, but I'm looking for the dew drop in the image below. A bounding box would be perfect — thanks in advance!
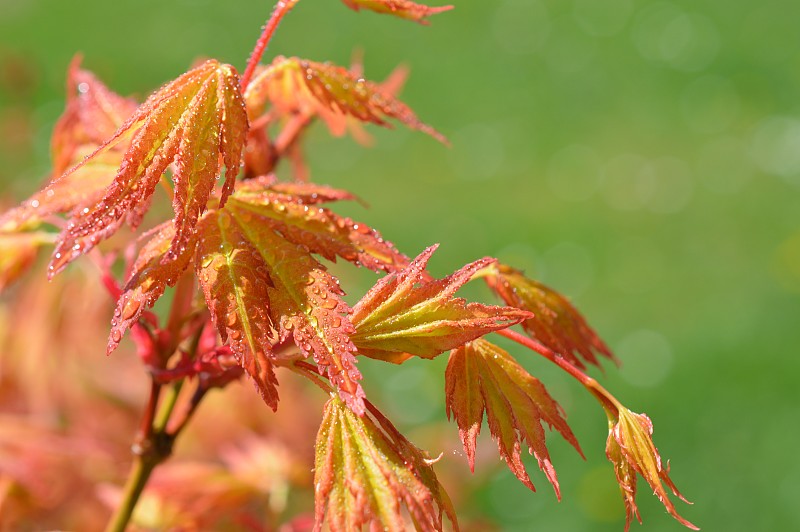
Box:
[111,329,122,343]
[30,199,40,208]
[122,300,141,321]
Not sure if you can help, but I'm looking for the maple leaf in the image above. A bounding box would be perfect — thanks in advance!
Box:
[486,263,616,370]
[350,245,532,363]
[237,175,360,204]
[51,56,139,177]
[314,397,458,531]
[196,207,365,413]
[606,407,698,531]
[244,56,446,143]
[340,0,453,24]
[48,59,248,277]
[107,222,198,355]
[227,179,408,272]
[445,338,582,498]
[0,62,136,233]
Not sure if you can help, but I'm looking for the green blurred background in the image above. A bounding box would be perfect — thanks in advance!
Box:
[1,0,798,530]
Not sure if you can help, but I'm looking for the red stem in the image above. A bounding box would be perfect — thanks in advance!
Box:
[496,328,619,413]
[240,0,300,91]
[137,380,162,442]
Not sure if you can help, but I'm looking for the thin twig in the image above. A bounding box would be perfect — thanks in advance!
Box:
[240,0,300,91]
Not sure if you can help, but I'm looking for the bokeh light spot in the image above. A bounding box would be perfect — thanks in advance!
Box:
[681,75,741,135]
[602,153,656,211]
[542,241,595,297]
[547,144,603,201]
[750,116,800,185]
[615,329,674,388]
[492,0,551,55]
[632,3,720,72]
[448,123,505,181]
[573,0,633,37]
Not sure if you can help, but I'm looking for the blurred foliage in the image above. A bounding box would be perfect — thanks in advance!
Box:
[1,0,799,530]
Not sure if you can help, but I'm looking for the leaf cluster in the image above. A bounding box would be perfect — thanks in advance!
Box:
[0,1,697,531]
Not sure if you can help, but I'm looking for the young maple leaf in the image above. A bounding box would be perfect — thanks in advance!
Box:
[350,245,532,363]
[196,208,365,413]
[107,222,198,355]
[314,397,459,531]
[487,263,616,370]
[244,56,446,143]
[606,407,698,531]
[0,62,137,233]
[445,338,583,499]
[48,59,247,277]
[340,0,453,24]
[51,57,140,176]
[228,179,408,273]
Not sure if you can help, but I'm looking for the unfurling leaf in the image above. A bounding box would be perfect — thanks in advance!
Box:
[49,59,247,277]
[108,222,197,355]
[0,62,136,233]
[244,56,446,143]
[445,338,582,498]
[314,397,458,531]
[196,206,365,413]
[350,245,532,363]
[487,263,616,370]
[606,407,698,531]
[340,0,453,24]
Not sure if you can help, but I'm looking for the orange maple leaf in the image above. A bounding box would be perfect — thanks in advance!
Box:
[351,245,532,363]
[48,59,247,277]
[314,397,459,531]
[445,338,583,498]
[487,263,617,370]
[340,0,453,24]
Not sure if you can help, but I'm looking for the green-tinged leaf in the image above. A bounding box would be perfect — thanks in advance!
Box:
[314,397,458,531]
[445,339,582,498]
[0,232,56,293]
[195,211,278,410]
[340,0,453,24]
[197,207,365,413]
[228,183,407,273]
[350,245,532,363]
[606,407,698,532]
[49,59,247,277]
[244,56,446,143]
[108,222,197,354]
[487,263,616,370]
[237,174,360,204]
